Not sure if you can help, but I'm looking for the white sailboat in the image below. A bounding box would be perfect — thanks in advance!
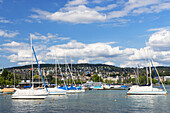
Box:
[127,59,167,95]
[66,57,85,94]
[12,37,48,99]
[48,59,66,95]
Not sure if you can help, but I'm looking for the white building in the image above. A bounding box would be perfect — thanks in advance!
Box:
[103,75,119,83]
[164,76,170,81]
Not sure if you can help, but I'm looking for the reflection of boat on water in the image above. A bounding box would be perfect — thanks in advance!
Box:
[127,59,167,95]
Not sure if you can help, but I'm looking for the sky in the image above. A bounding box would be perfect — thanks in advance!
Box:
[0,0,170,68]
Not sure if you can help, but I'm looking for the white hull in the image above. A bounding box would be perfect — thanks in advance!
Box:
[127,85,167,95]
[66,90,77,94]
[12,88,48,99]
[75,89,85,93]
[48,87,66,95]
[48,91,66,95]
[67,89,85,93]
[127,91,167,95]
[12,95,47,99]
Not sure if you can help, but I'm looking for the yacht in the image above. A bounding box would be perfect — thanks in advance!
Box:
[12,87,48,99]
[127,59,167,95]
[12,38,48,99]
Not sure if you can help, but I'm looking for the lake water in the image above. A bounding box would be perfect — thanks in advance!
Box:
[0,87,170,113]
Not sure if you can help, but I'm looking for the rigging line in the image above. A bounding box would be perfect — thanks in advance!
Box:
[32,46,48,92]
[150,59,163,89]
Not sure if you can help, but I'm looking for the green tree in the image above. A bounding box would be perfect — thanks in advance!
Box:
[1,69,8,79]
[139,75,147,85]
[10,78,14,85]
[33,75,41,79]
[130,78,137,84]
[152,79,158,84]
[117,79,120,84]
[5,80,9,85]
[0,77,5,85]
[46,75,54,83]
[91,74,103,82]
[104,79,108,83]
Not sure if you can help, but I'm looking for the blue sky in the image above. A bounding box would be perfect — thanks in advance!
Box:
[1,0,170,68]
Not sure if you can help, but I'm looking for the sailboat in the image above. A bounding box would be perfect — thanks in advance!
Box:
[127,59,167,95]
[65,58,85,94]
[48,59,66,95]
[12,38,48,99]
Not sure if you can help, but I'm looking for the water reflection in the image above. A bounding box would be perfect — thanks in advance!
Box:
[0,88,169,113]
[127,94,169,113]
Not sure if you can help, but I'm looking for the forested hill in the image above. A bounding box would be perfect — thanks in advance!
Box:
[1,64,170,76]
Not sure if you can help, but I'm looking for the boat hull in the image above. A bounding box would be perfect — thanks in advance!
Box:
[12,95,47,99]
[75,89,85,93]
[48,91,66,95]
[11,89,48,99]
[127,91,167,95]
[48,88,67,95]
[66,90,77,94]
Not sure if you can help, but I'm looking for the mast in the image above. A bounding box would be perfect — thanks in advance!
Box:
[70,56,72,73]
[145,59,149,85]
[67,64,75,85]
[30,36,34,88]
[13,68,15,88]
[57,62,66,86]
[65,53,67,85]
[144,41,149,85]
[134,70,137,85]
[149,59,152,88]
[137,64,140,85]
[150,59,165,90]
[55,59,58,87]
[32,46,48,92]
[154,65,166,91]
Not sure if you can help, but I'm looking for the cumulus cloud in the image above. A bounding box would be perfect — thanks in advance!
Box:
[78,59,89,64]
[3,27,170,67]
[0,17,12,23]
[0,30,19,38]
[94,4,117,11]
[31,5,106,24]
[1,41,46,65]
[66,0,88,6]
[30,0,170,24]
[46,40,120,58]
[46,40,136,65]
[104,61,115,66]
[125,28,170,67]
[146,30,170,51]
[108,0,161,18]
[30,32,70,41]
[2,41,26,47]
